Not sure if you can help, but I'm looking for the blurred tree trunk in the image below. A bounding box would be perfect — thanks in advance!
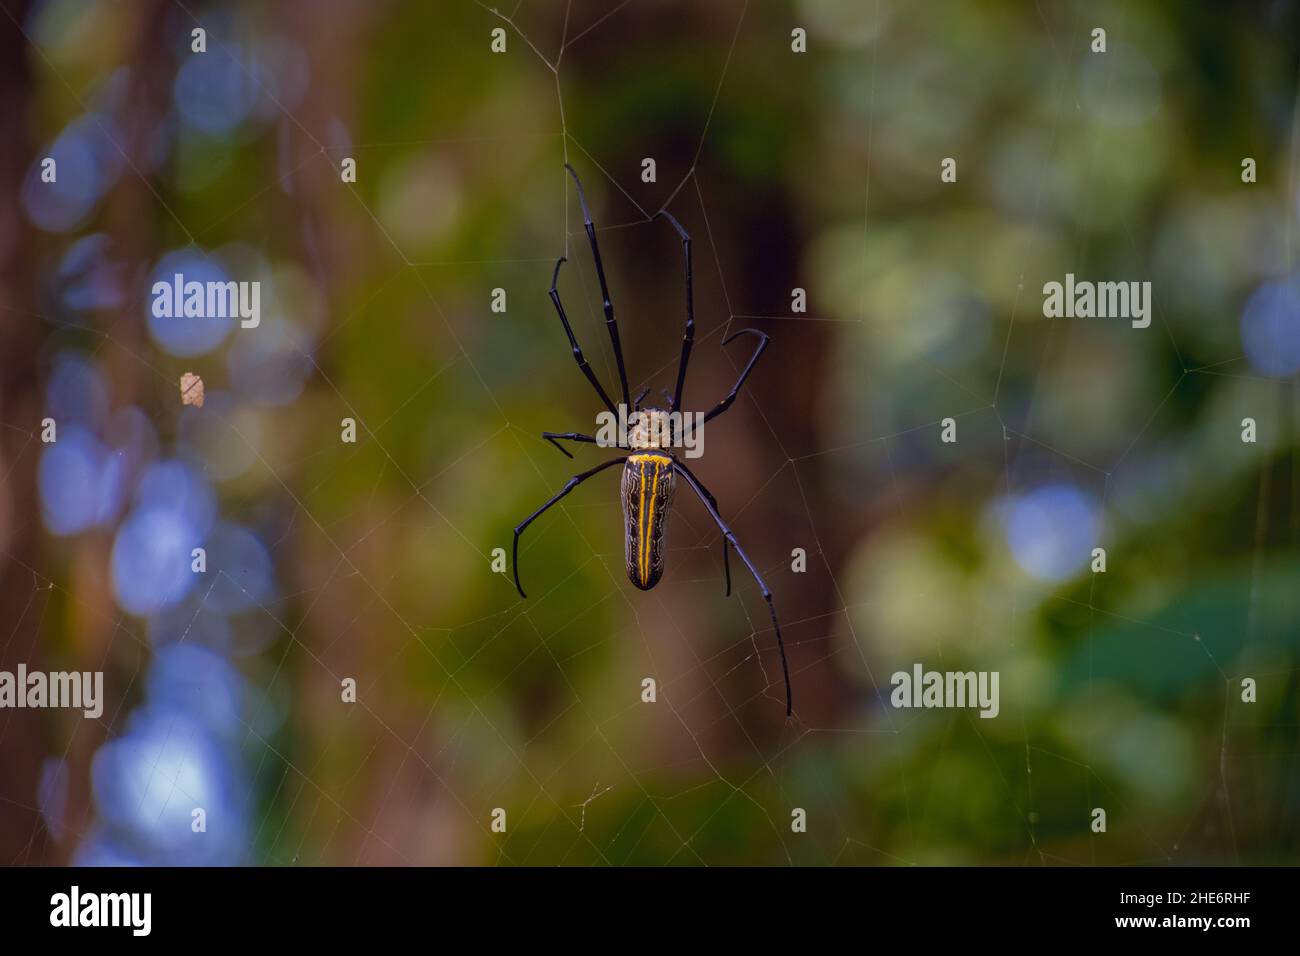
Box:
[564,0,847,743]
[0,0,52,865]
[0,0,175,865]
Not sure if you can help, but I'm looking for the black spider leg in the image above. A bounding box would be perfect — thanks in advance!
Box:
[657,210,694,444]
[702,328,770,424]
[632,385,651,409]
[542,431,600,459]
[566,163,631,411]
[679,328,772,448]
[671,457,732,597]
[672,462,792,717]
[549,256,616,415]
[513,455,628,599]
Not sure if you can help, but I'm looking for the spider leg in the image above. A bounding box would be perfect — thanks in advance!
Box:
[513,455,628,598]
[671,457,731,598]
[702,328,771,425]
[672,462,792,717]
[566,164,631,410]
[657,210,694,438]
[632,385,651,409]
[542,430,602,459]
[549,257,617,414]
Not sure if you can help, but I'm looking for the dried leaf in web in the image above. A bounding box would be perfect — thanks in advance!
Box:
[180,372,205,408]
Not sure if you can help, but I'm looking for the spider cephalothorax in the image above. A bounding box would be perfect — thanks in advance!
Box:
[627,408,672,449]
[511,164,792,717]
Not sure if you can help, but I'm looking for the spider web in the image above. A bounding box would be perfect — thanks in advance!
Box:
[1,0,1297,867]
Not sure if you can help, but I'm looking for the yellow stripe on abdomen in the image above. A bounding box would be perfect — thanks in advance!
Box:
[635,459,648,586]
[642,460,662,584]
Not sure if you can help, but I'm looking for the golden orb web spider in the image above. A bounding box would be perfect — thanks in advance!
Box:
[512,163,792,717]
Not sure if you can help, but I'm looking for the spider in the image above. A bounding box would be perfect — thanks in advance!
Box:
[511,164,792,717]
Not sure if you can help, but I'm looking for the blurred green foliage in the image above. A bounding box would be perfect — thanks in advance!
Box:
[17,0,1300,865]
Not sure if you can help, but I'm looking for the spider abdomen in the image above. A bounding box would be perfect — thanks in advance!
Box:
[621,454,676,590]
